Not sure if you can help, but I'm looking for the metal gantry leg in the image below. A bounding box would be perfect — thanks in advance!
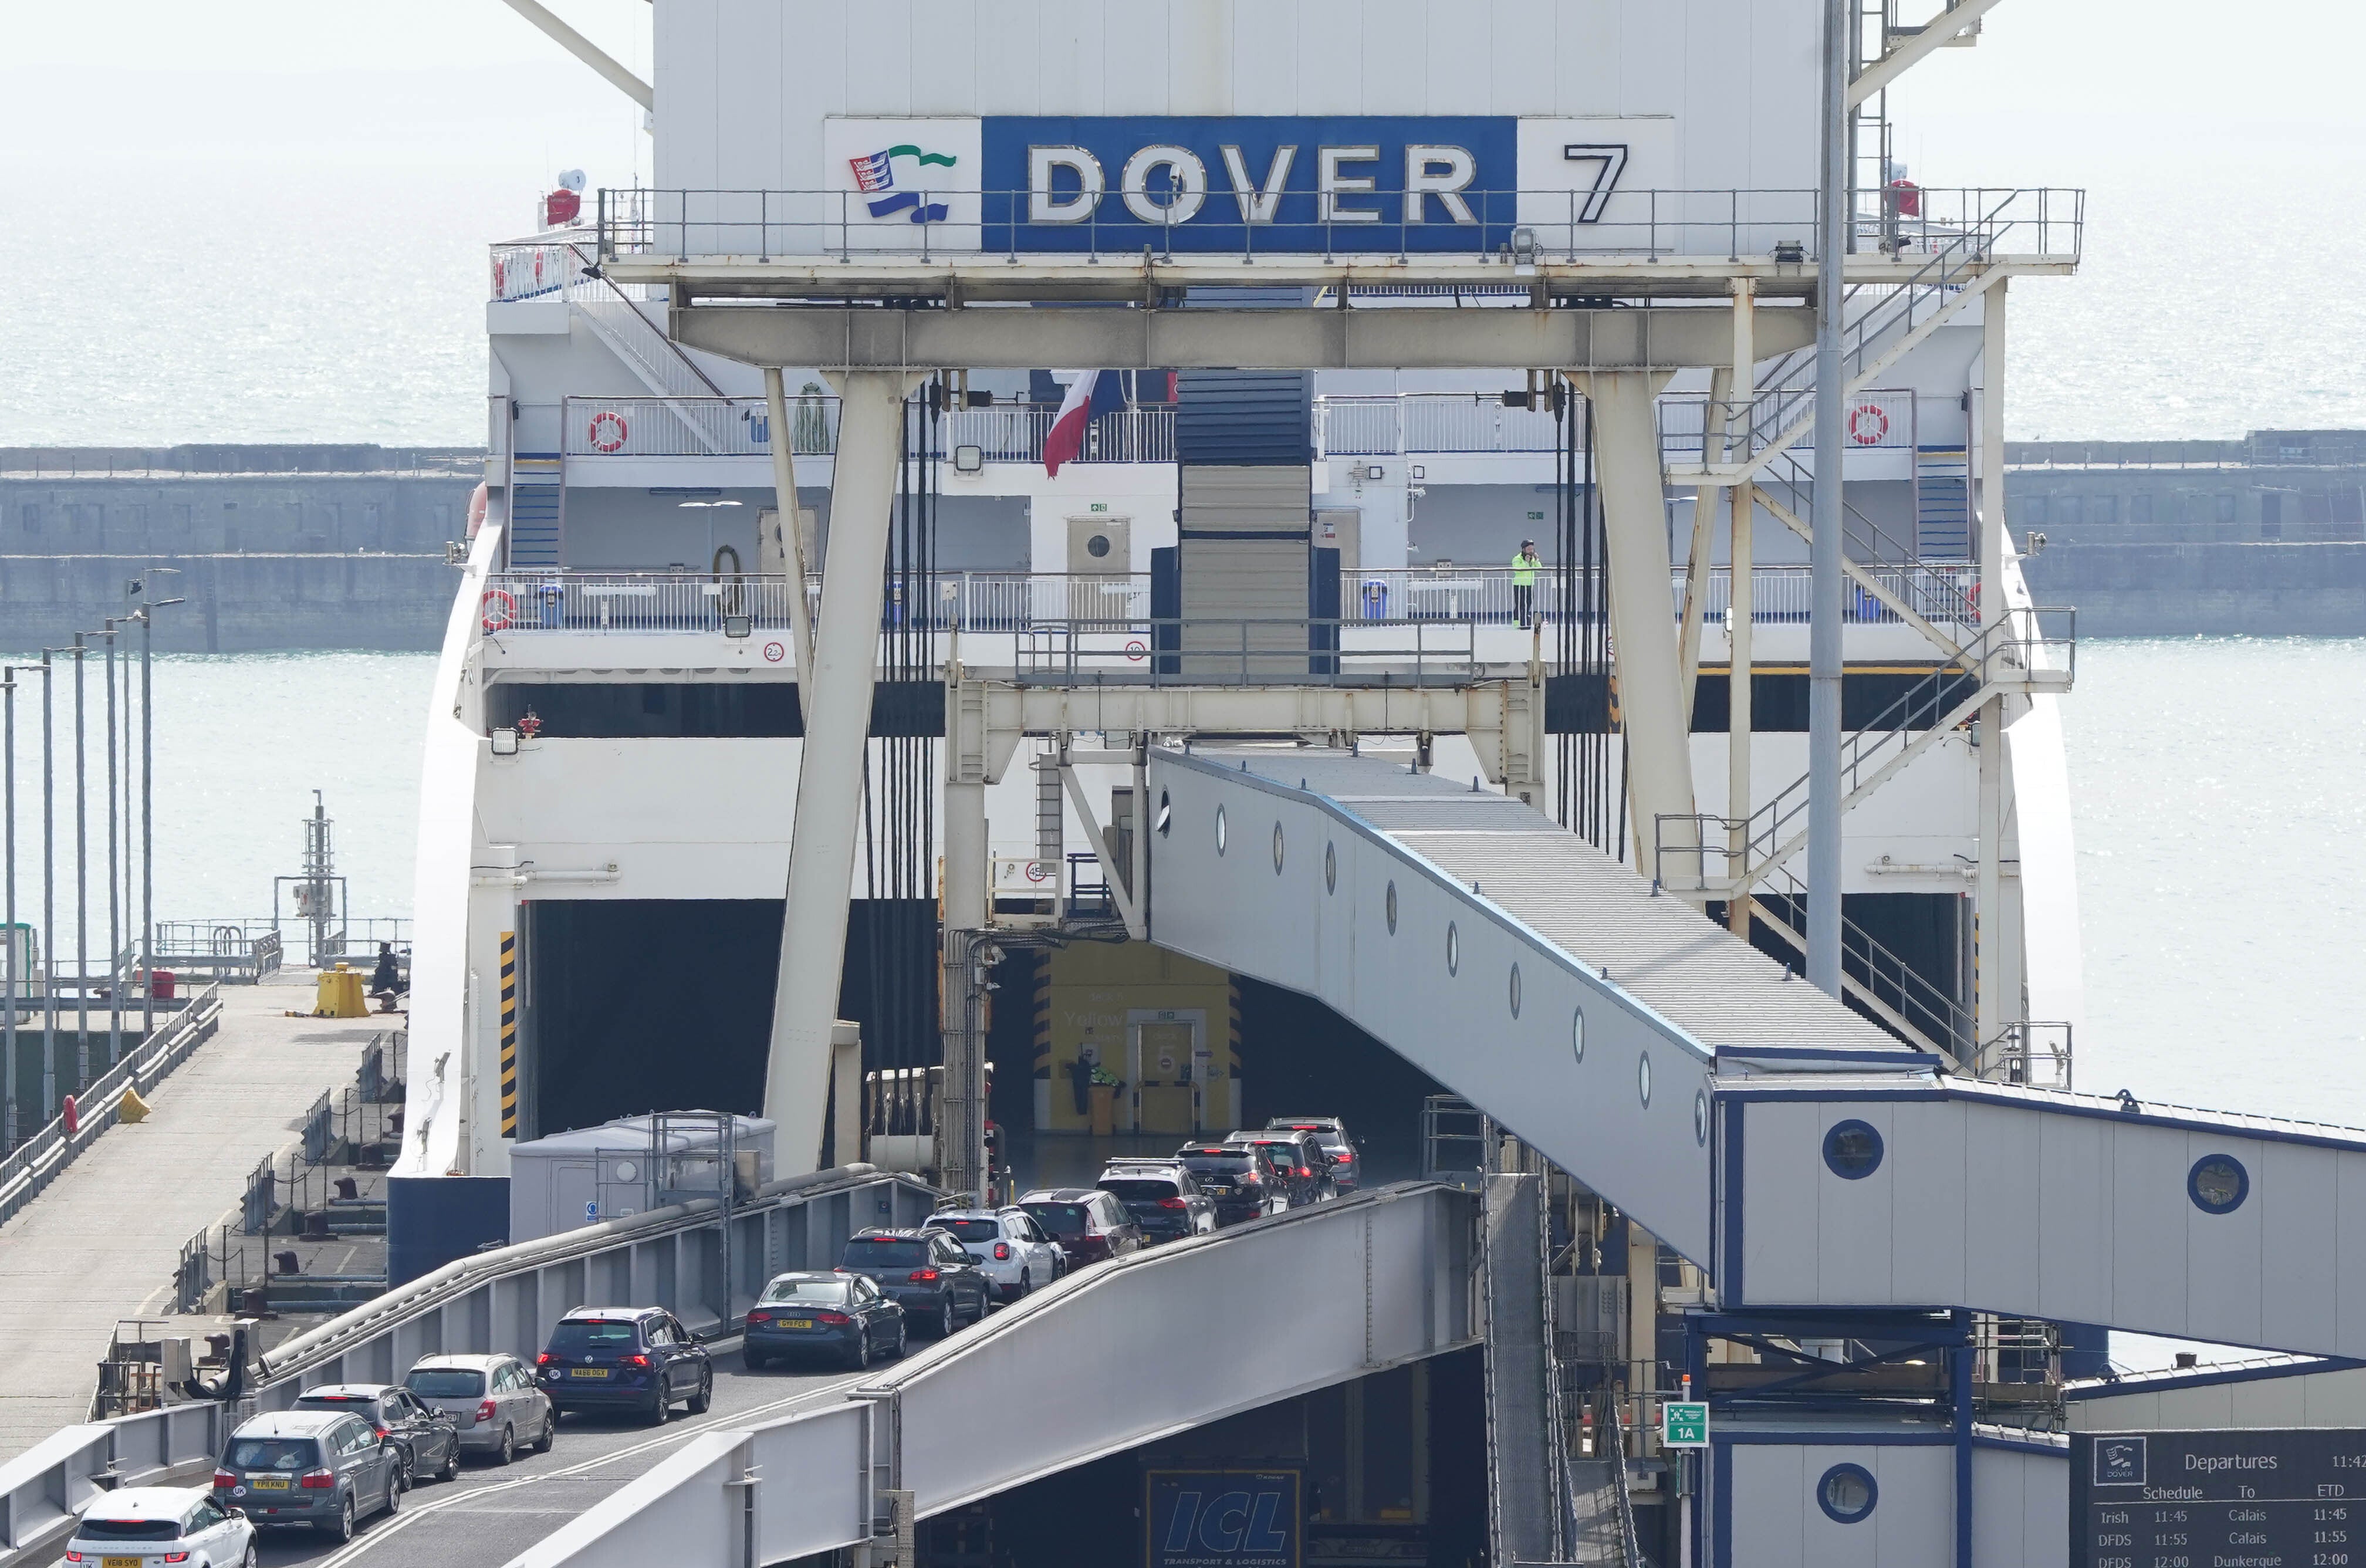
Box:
[1576,371,1696,873]
[1806,0,1850,998]
[762,369,922,1171]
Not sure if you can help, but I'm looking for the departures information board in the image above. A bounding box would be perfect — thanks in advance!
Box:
[2073,1429,2366,1567]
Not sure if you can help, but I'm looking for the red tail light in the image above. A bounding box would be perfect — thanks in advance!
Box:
[1157,1197,1188,1209]
[814,1310,851,1325]
[475,1399,497,1422]
[213,1470,236,1490]
[164,1554,191,1564]
[1297,1167,1314,1178]
[622,1353,650,1369]
[299,1468,336,1490]
[908,1268,940,1283]
[993,1242,1012,1260]
[1331,1153,1353,1163]
[536,1351,556,1367]
[746,1310,774,1326]
[374,1425,391,1439]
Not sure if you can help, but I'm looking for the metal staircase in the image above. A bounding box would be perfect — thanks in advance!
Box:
[1915,444,1973,559]
[556,242,733,454]
[1668,204,2018,486]
[1743,865,1974,1065]
[506,454,563,569]
[1654,604,2075,897]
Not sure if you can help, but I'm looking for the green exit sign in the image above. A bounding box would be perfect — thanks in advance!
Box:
[1089,502,1109,512]
[1661,1401,1709,1447]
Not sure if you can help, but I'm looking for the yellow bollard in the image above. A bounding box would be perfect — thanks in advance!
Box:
[314,965,369,1019]
[117,1086,151,1123]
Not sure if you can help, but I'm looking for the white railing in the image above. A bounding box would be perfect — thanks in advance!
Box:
[474,566,1979,637]
[598,186,2083,268]
[1317,395,1567,457]
[556,396,1170,465]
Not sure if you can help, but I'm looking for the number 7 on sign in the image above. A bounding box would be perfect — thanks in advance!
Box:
[1562,144,1631,224]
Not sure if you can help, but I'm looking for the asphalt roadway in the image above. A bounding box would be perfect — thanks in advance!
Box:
[251,1336,867,1568]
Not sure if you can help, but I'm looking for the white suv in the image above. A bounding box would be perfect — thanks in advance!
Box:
[928,1208,1066,1302]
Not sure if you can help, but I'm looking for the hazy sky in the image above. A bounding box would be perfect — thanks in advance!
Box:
[3,1,2361,443]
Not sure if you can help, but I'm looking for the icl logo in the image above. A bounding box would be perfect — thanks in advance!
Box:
[1160,1490,1292,1555]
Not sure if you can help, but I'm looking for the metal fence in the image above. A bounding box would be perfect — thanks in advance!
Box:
[598,185,2083,268]
[1013,619,1479,687]
[0,983,222,1225]
[557,394,1174,465]
[476,565,1979,640]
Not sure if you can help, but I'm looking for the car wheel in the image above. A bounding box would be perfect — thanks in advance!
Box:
[687,1368,712,1415]
[647,1388,670,1427]
[320,1494,355,1543]
[438,1437,461,1481]
[394,1453,413,1494]
[384,1469,403,1518]
[496,1424,515,1465]
[849,1329,871,1371]
[744,1348,769,1372]
[894,1320,909,1358]
[936,1298,955,1338]
[536,1409,557,1453]
[1017,1267,1031,1299]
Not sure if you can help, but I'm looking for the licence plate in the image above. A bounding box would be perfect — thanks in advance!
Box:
[251,1476,291,1491]
[782,1319,814,1330]
[104,1557,141,1567]
[569,1367,610,1378]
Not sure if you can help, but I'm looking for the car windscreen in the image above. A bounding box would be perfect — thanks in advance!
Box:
[405,1368,486,1397]
[547,1321,642,1356]
[76,1518,184,1541]
[228,1437,320,1471]
[932,1218,1002,1242]
[841,1237,930,1269]
[759,1279,851,1305]
[1243,1140,1303,1164]
[1023,1202,1089,1235]
[1100,1179,1179,1201]
[1180,1153,1252,1175]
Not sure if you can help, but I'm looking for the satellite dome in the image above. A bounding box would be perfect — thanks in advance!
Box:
[557,168,588,194]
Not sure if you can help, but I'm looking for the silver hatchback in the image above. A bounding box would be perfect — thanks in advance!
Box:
[403,1353,555,1464]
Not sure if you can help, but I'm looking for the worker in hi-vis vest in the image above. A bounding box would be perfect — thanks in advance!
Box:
[1510,539,1540,628]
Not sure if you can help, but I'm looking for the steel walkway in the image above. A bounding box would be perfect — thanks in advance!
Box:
[1148,744,2366,1362]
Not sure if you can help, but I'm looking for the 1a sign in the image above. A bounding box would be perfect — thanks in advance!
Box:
[1661,1402,1710,1447]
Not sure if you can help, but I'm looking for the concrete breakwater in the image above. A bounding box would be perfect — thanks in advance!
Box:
[0,446,474,651]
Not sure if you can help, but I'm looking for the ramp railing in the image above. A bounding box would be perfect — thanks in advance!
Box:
[0,1403,233,1564]
[0,982,222,1222]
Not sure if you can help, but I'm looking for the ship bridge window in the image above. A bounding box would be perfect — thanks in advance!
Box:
[483,681,944,739]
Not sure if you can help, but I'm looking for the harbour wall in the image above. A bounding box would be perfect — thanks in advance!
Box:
[4,442,2364,646]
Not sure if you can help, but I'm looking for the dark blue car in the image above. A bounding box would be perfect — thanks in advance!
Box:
[535,1306,712,1425]
[744,1271,906,1370]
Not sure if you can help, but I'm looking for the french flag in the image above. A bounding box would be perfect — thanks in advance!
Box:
[1043,370,1125,477]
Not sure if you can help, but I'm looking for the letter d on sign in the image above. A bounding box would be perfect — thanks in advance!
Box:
[1030,147,1104,224]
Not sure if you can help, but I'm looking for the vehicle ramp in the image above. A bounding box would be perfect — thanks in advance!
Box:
[515,1182,1476,1567]
[1147,746,2366,1363]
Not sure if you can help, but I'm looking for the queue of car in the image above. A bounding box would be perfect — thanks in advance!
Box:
[148,1115,1363,1550]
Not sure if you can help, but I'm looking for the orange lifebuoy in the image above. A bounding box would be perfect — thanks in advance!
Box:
[588,410,628,453]
[481,588,516,632]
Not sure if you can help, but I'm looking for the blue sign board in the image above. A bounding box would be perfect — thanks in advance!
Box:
[981,116,1518,253]
[1144,1468,1300,1568]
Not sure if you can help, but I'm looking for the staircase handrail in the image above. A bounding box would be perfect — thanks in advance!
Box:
[1654,605,2075,893]
[1747,864,1975,1062]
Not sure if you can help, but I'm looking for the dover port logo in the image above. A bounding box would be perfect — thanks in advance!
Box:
[2094,1436,2147,1486]
[848,143,957,223]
